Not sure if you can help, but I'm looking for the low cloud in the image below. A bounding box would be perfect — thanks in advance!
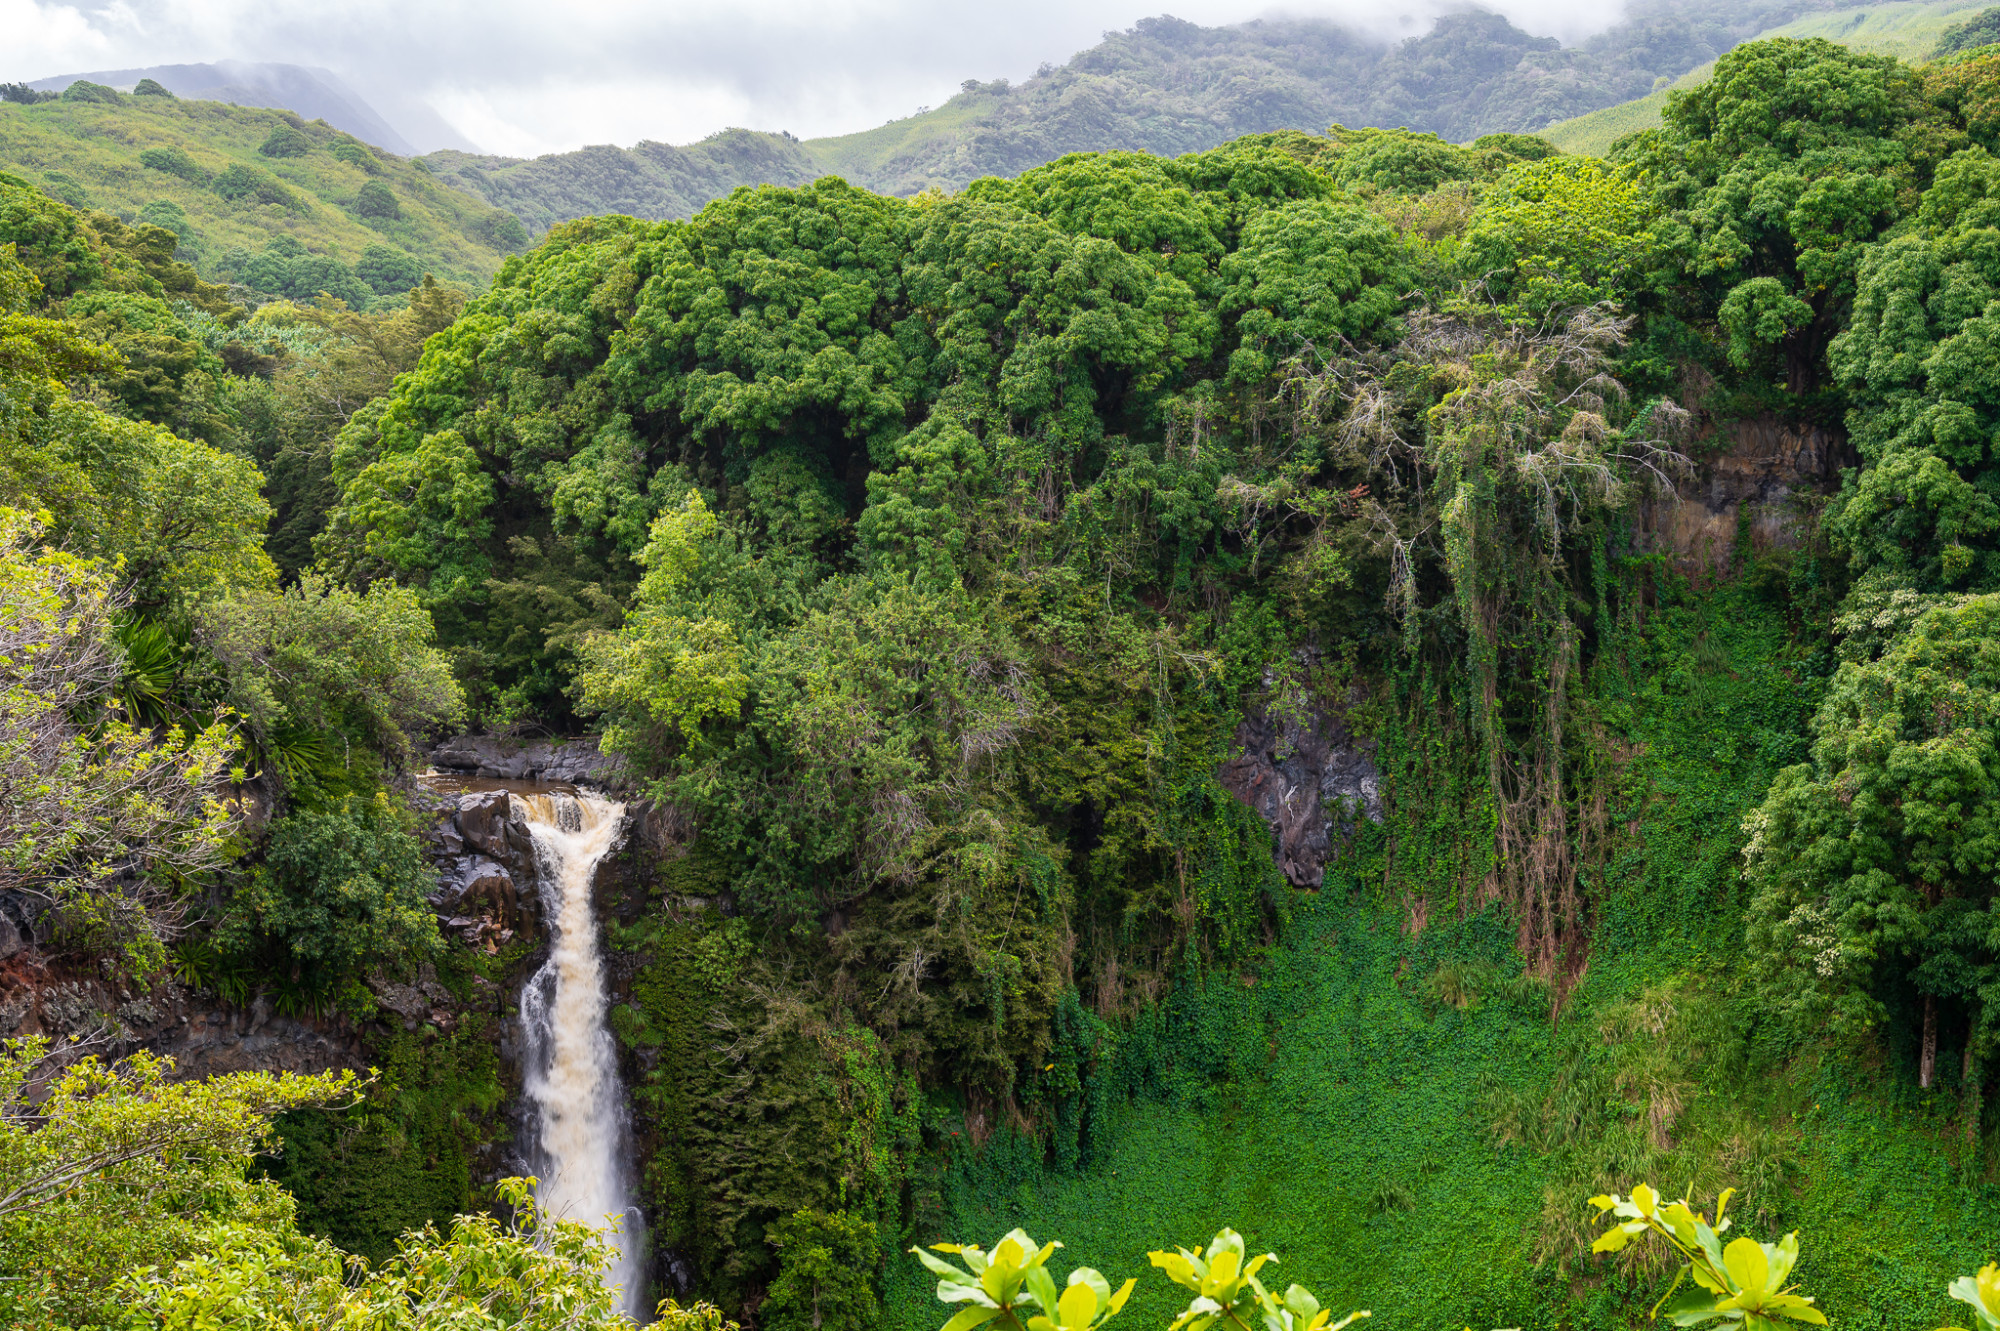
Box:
[8,0,1629,157]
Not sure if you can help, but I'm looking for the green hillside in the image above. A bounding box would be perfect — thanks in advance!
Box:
[1543,0,1995,153]
[0,85,525,300]
[1541,70,1705,155]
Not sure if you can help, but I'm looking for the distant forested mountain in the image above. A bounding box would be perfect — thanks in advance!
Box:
[431,0,1851,233]
[420,130,827,238]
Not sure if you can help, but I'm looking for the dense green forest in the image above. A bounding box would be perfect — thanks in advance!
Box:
[7,26,2000,1331]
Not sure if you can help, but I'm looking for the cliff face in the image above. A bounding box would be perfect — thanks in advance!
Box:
[1641,414,1853,573]
[1219,687,1383,889]
[0,958,371,1078]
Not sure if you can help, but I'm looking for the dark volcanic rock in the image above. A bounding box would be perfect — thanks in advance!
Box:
[1220,686,1382,888]
[427,735,628,788]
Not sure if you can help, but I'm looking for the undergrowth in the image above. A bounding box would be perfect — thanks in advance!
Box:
[880,576,1997,1331]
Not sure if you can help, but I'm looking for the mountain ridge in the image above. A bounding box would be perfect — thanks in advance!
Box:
[422,0,1855,235]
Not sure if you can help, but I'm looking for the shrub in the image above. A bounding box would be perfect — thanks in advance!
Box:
[1333,129,1477,193]
[356,243,422,294]
[136,199,197,250]
[39,171,88,209]
[60,81,121,105]
[288,254,370,307]
[474,208,529,250]
[132,78,175,98]
[330,140,380,173]
[763,1209,880,1331]
[352,180,401,220]
[217,793,444,986]
[139,145,207,184]
[213,164,297,209]
[259,124,316,158]
[1471,132,1560,161]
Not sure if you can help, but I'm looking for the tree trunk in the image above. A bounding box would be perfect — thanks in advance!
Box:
[1921,994,1938,1090]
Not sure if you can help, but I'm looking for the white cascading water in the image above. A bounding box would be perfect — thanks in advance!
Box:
[516,791,645,1315]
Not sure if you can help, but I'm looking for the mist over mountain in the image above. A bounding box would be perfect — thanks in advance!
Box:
[25,61,479,156]
[428,0,1851,234]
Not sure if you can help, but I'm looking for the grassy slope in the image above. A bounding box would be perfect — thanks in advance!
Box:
[0,94,516,285]
[1542,69,1706,157]
[1544,0,1993,154]
[802,93,1010,190]
[882,580,1999,1331]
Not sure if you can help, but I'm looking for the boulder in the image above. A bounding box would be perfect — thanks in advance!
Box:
[456,790,515,859]
[446,857,517,919]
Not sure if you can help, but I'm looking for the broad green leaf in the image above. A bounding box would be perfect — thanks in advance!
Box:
[1108,1277,1138,1314]
[1665,1285,1729,1327]
[1070,1266,1112,1309]
[1633,1183,1659,1217]
[914,1247,976,1282]
[941,1306,1004,1331]
[1152,1251,1199,1290]
[1768,1233,1800,1289]
[1025,1264,1059,1316]
[938,1282,991,1305]
[1763,1295,1825,1324]
[1204,1248,1241,1298]
[1058,1280,1097,1330]
[1663,1201,1700,1246]
[1724,1237,1770,1297]
[1592,1224,1636,1254]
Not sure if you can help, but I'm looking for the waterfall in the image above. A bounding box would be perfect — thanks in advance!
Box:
[516,790,645,1316]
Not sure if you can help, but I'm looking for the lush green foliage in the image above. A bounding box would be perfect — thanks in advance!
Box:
[763,1208,882,1331]
[16,24,2000,1331]
[0,510,236,966]
[133,1176,636,1329]
[1744,595,2000,1077]
[0,1038,356,1328]
[217,792,445,992]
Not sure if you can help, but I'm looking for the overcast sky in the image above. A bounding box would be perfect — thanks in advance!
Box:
[6,0,1628,158]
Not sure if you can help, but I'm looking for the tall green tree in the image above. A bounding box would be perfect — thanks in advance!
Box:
[1623,38,1947,397]
[1744,594,2000,1100]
